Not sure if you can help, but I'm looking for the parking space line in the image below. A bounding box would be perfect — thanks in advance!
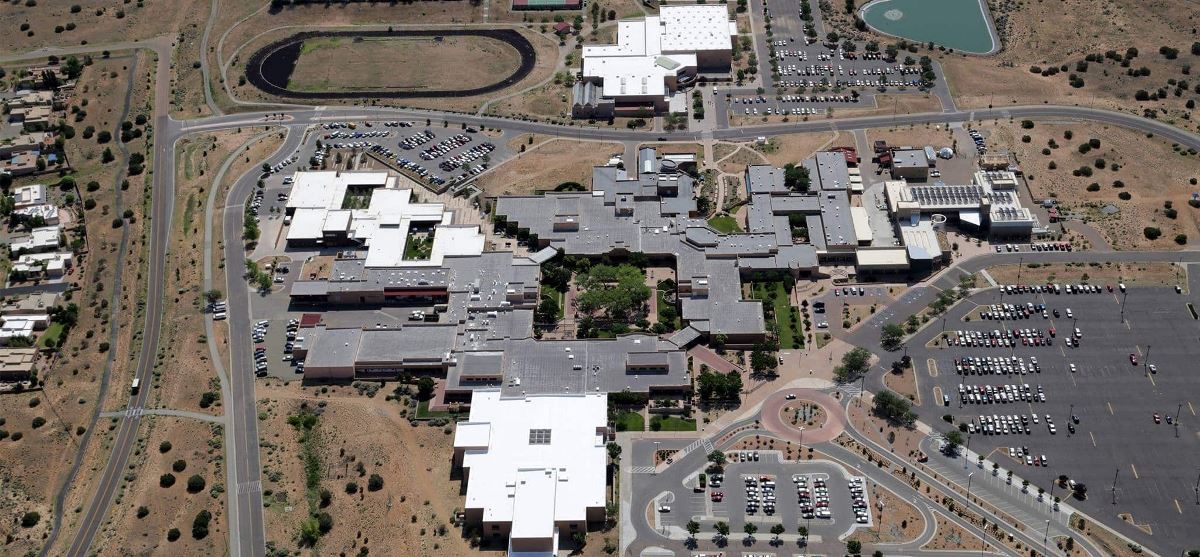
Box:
[1148,373,1157,387]
[1189,401,1196,416]
[1131,463,1139,479]
[1136,345,1144,356]
[1107,401,1114,415]
[1176,499,1183,514]
[1089,431,1097,447]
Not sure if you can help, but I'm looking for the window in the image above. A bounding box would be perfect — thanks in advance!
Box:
[528,429,552,445]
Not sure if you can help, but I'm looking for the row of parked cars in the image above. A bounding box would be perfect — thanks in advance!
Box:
[957,383,1047,405]
[1008,445,1050,466]
[437,142,495,172]
[1031,242,1073,251]
[400,130,437,150]
[265,155,299,175]
[793,475,833,520]
[419,133,472,160]
[954,355,1041,376]
[949,328,1054,348]
[324,130,391,140]
[973,413,1057,436]
[744,475,776,516]
[979,302,1052,321]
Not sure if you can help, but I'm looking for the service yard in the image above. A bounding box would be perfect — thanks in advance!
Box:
[909,279,1200,554]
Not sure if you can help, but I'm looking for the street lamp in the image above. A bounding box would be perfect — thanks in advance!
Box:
[966,472,975,505]
[654,441,660,475]
[963,434,972,470]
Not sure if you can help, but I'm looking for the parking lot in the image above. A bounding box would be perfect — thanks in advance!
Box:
[654,452,867,542]
[907,282,1200,552]
[304,121,515,190]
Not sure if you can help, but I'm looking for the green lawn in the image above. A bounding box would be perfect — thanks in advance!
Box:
[403,235,434,260]
[40,322,64,348]
[707,214,743,234]
[655,289,680,331]
[751,281,803,349]
[650,415,697,431]
[615,411,645,432]
[416,399,460,420]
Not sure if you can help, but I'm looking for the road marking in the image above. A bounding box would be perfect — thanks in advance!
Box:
[1130,463,1139,479]
[631,466,657,474]
[1107,401,1114,415]
[1190,401,1196,416]
[238,480,262,495]
[1137,345,1144,356]
[1148,373,1156,387]
[927,358,938,377]
[125,407,142,418]
[1176,499,1183,514]
[1089,431,1097,447]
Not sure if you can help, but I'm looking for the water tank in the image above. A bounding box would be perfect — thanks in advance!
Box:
[659,159,678,173]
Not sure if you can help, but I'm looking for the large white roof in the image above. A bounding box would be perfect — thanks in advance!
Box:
[659,5,738,52]
[454,389,608,535]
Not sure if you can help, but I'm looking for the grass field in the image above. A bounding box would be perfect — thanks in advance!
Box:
[650,415,697,431]
[615,411,645,432]
[751,281,803,349]
[707,214,743,234]
[287,35,522,93]
[38,322,64,348]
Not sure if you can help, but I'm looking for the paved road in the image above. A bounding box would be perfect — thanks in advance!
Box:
[220,126,306,557]
[59,36,177,557]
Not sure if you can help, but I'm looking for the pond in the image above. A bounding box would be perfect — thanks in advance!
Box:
[860,0,997,55]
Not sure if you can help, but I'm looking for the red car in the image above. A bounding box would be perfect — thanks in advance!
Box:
[1130,353,1138,365]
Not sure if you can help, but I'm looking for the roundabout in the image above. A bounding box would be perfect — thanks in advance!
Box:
[243,29,538,100]
[760,388,846,444]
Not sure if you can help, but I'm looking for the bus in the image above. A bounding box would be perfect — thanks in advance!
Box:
[131,377,140,394]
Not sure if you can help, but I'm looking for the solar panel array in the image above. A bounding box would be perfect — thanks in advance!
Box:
[991,206,1031,222]
[910,185,983,206]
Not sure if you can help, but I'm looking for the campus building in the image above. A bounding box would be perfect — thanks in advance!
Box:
[574,4,736,117]
[453,389,609,552]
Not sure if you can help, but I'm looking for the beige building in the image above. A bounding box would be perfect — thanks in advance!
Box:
[0,348,37,381]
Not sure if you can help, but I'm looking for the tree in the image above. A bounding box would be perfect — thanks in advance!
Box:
[798,525,808,538]
[136,505,150,518]
[367,473,384,491]
[299,517,321,546]
[1144,227,1163,240]
[20,511,40,528]
[834,347,872,382]
[160,473,176,488]
[572,531,587,550]
[204,289,222,304]
[167,528,181,542]
[416,376,436,401]
[873,389,917,425]
[536,294,560,323]
[750,346,777,374]
[159,440,172,453]
[943,429,965,454]
[770,523,785,539]
[846,539,863,555]
[607,442,622,461]
[783,163,811,192]
[192,509,212,539]
[686,520,700,539]
[715,521,730,538]
[345,481,358,494]
[187,474,206,493]
[880,323,904,350]
[707,450,727,467]
[172,459,187,473]
[63,55,84,80]
[743,522,757,539]
[316,511,334,533]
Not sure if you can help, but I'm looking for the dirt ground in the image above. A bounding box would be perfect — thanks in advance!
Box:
[0,53,156,556]
[91,416,227,555]
[488,81,573,122]
[288,35,521,93]
[476,139,620,196]
[847,397,925,462]
[834,94,943,118]
[255,382,505,557]
[883,367,921,406]
[717,146,767,174]
[921,512,987,551]
[167,1,214,119]
[754,132,840,167]
[979,121,1200,250]
[852,479,926,544]
[986,261,1184,287]
[0,0,206,55]
[865,126,958,151]
[1069,513,1143,557]
[936,0,1200,117]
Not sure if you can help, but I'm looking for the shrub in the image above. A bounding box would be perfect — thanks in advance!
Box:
[1021,120,1035,129]
[192,509,211,539]
[1119,191,1133,200]
[1176,234,1189,245]
[136,506,150,519]
[160,473,176,488]
[20,511,40,528]
[31,417,45,428]
[186,474,206,493]
[167,528,181,542]
[172,459,187,473]
[345,482,358,494]
[367,474,384,492]
[1144,227,1162,240]
[1086,183,1100,192]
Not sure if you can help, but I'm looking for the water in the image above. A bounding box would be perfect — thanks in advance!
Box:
[861,0,996,54]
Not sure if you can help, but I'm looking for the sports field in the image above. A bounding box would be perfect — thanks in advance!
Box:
[287,35,522,92]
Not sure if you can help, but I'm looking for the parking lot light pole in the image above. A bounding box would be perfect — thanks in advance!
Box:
[654,441,660,475]
[963,435,972,470]
[1144,344,1152,376]
[1043,518,1051,549]
[966,472,975,505]
[1047,473,1056,512]
[1176,403,1182,438]
[1194,468,1200,505]
[1120,289,1129,322]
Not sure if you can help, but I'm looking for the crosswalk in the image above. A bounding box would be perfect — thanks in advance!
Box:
[125,407,143,418]
[631,466,657,474]
[238,480,262,495]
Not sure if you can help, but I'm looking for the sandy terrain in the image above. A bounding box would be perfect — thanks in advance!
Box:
[921,512,987,551]
[91,416,228,554]
[0,53,155,556]
[476,139,620,196]
[167,1,213,119]
[938,0,1200,117]
[852,479,926,544]
[980,121,1200,249]
[754,132,841,167]
[255,383,509,556]
[0,0,206,55]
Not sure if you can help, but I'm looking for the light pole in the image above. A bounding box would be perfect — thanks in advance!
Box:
[966,472,975,505]
[1111,467,1119,505]
[1043,518,1052,552]
[654,441,660,475]
[1194,468,1200,505]
[1047,472,1056,512]
[1176,403,1183,438]
[1120,289,1129,322]
[963,434,972,470]
[798,426,806,455]
[1144,344,1152,376]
